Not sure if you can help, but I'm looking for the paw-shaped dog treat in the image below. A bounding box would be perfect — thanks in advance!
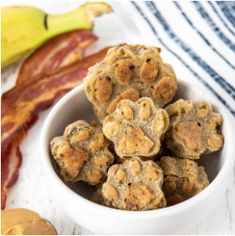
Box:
[85,44,177,121]
[166,99,223,159]
[50,120,114,185]
[103,97,169,160]
[101,157,166,210]
[160,156,209,205]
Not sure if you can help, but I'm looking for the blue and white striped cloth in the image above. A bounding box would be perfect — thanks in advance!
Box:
[127,1,235,116]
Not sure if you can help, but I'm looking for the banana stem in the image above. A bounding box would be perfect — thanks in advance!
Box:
[46,2,112,38]
[47,8,91,37]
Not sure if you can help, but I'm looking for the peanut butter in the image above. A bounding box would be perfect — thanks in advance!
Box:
[1,208,56,235]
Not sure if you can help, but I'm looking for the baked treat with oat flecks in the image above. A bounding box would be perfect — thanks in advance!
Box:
[101,157,166,210]
[160,156,209,206]
[84,44,177,122]
[103,97,169,160]
[166,99,224,159]
[50,120,114,185]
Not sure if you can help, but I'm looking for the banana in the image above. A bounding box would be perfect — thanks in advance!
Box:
[1,2,112,68]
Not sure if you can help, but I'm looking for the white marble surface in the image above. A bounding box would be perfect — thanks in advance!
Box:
[2,1,235,234]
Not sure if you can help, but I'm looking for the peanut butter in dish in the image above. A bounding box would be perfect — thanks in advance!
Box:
[1,208,57,235]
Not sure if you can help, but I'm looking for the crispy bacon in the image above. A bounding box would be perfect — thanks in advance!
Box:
[1,47,109,209]
[17,30,97,84]
[1,142,22,209]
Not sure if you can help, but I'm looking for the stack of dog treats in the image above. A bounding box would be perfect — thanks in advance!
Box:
[50,44,224,210]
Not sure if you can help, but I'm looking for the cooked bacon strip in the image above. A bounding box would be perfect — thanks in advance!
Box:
[1,142,22,209]
[1,48,109,209]
[17,30,97,84]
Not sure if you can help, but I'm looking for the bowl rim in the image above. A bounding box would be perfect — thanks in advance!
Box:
[40,78,235,218]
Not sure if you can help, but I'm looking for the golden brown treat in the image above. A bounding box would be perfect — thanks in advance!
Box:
[1,208,57,235]
[101,157,166,210]
[85,44,177,122]
[50,120,114,185]
[165,99,224,159]
[103,97,169,160]
[160,156,209,206]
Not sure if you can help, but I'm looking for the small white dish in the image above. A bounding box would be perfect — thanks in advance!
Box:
[40,78,235,234]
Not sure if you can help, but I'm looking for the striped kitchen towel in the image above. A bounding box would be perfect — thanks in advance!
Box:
[126,1,235,116]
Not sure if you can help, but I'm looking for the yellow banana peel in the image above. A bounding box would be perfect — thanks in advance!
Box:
[1,2,112,68]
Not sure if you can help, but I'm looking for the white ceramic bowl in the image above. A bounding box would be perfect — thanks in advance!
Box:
[40,79,234,234]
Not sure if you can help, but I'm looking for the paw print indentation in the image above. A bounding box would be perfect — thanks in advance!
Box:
[102,157,166,210]
[50,120,114,185]
[85,44,177,122]
[103,97,169,160]
[166,99,224,159]
[160,156,209,206]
